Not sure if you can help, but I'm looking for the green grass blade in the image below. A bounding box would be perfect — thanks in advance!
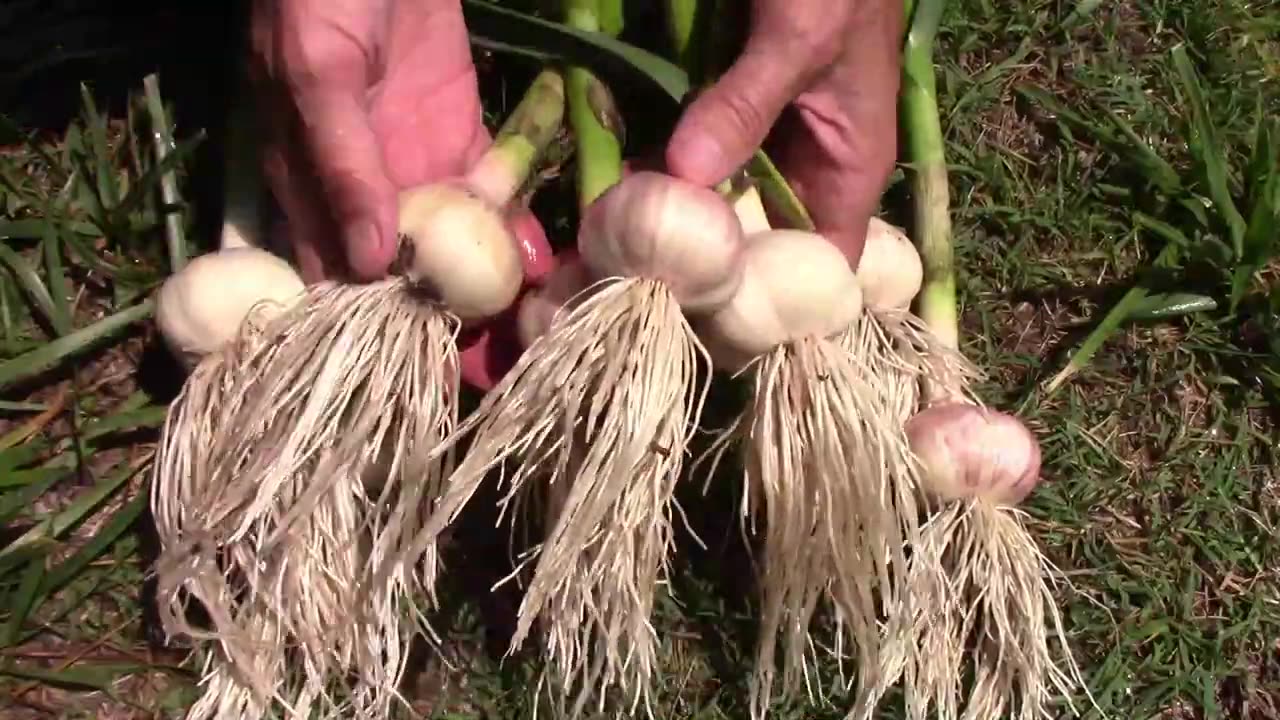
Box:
[1169,45,1247,255]
[0,467,69,527]
[0,457,147,572]
[1244,106,1276,204]
[106,132,204,232]
[1229,117,1279,308]
[0,662,139,694]
[0,401,48,412]
[0,218,101,240]
[57,226,155,287]
[1044,221,1184,395]
[0,466,71,490]
[35,493,146,605]
[80,404,167,441]
[1128,292,1218,320]
[0,243,57,330]
[1016,84,1182,194]
[1043,283,1152,395]
[0,560,46,647]
[1131,210,1195,249]
[0,300,153,391]
[1100,105,1184,195]
[80,84,121,211]
[40,216,73,336]
[0,273,18,343]
[463,0,691,102]
[0,441,51,476]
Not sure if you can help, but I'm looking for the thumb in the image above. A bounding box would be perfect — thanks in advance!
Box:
[665,33,812,186]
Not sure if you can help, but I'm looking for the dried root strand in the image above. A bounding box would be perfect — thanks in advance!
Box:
[849,309,1085,720]
[907,502,1084,720]
[855,308,983,424]
[701,315,924,720]
[834,307,977,720]
[402,276,707,717]
[152,278,459,720]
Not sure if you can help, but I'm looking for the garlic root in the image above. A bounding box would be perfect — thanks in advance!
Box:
[695,228,924,720]
[150,68,566,720]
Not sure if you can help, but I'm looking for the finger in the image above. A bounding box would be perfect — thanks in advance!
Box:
[272,0,400,280]
[261,138,349,282]
[768,0,903,266]
[369,0,490,188]
[665,1,848,186]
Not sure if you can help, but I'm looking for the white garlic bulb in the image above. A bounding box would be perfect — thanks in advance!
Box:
[154,247,305,369]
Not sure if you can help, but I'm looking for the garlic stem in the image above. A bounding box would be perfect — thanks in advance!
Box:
[731,184,773,235]
[902,0,956,351]
[597,0,626,36]
[666,0,714,82]
[564,0,624,209]
[465,68,567,208]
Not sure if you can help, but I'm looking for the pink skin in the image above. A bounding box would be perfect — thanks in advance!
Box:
[251,0,901,387]
[249,0,551,390]
[664,0,904,268]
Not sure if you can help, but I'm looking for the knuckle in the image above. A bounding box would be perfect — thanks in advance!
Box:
[276,5,376,90]
[719,88,773,139]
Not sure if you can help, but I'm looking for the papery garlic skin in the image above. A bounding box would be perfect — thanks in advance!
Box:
[855,217,923,311]
[155,247,305,369]
[905,402,1042,505]
[516,254,594,349]
[698,229,865,367]
[577,171,745,313]
[397,183,524,322]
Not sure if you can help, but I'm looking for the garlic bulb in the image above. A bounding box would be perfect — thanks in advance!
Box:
[397,183,524,322]
[855,217,922,311]
[698,229,864,367]
[905,402,1042,505]
[154,247,305,369]
[577,171,745,313]
[516,254,594,349]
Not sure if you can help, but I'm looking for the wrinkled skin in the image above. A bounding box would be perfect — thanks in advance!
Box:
[250,0,901,389]
[666,0,903,266]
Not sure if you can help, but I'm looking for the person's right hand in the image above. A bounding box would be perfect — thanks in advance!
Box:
[250,0,496,284]
[249,0,554,390]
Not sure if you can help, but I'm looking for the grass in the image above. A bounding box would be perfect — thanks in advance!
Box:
[1,0,1278,718]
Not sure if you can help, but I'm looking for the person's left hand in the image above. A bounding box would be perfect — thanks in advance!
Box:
[664,0,904,268]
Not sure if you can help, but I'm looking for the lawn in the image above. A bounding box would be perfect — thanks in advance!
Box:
[1,0,1278,719]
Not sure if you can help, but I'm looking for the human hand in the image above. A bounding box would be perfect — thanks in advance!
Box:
[249,0,552,389]
[664,0,904,267]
